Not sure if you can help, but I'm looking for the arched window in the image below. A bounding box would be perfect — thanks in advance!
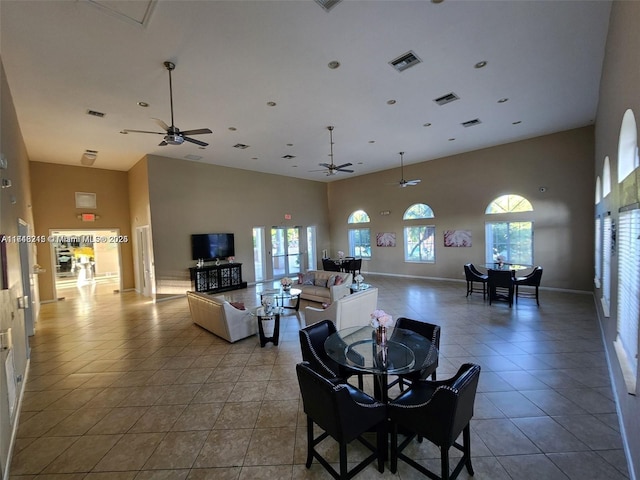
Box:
[403,203,434,220]
[618,109,639,183]
[403,203,436,263]
[347,210,371,258]
[603,156,611,197]
[485,194,533,264]
[485,194,533,214]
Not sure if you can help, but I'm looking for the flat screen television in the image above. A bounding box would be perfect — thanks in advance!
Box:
[191,233,235,260]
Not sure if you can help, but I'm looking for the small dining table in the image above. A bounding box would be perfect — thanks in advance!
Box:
[324,325,438,403]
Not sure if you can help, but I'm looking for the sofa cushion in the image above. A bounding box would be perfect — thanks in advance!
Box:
[334,275,344,285]
[314,277,328,287]
[302,272,315,285]
[327,274,337,287]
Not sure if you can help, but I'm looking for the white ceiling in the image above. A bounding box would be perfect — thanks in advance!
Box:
[0,0,612,182]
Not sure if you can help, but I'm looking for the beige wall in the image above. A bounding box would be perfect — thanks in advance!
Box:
[29,162,134,301]
[0,58,36,476]
[146,155,330,298]
[594,2,640,477]
[328,126,595,291]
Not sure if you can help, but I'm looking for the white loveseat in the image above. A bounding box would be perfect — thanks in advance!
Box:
[304,287,379,329]
[187,291,257,343]
[297,270,352,304]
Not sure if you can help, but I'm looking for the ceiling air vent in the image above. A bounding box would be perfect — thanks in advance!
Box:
[389,51,422,72]
[233,143,250,150]
[314,0,342,12]
[461,118,482,128]
[86,109,105,118]
[433,92,460,106]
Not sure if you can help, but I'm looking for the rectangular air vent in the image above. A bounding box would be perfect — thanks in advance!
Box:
[433,92,460,106]
[233,144,250,150]
[314,0,342,12]
[461,118,482,127]
[389,51,422,72]
[86,109,105,118]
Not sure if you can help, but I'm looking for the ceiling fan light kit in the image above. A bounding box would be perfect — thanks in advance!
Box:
[123,61,212,147]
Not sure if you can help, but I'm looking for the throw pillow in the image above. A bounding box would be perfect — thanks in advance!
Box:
[327,275,337,287]
[302,272,315,285]
[314,277,328,287]
[297,273,304,285]
[229,301,245,310]
[334,275,344,285]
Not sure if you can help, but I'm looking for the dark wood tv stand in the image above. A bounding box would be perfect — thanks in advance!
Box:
[189,263,247,293]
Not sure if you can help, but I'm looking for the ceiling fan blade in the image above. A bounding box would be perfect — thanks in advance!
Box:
[181,128,213,136]
[336,168,354,173]
[152,118,170,131]
[318,163,332,169]
[407,179,421,185]
[183,136,209,147]
[158,141,168,146]
[335,162,353,169]
[124,129,165,135]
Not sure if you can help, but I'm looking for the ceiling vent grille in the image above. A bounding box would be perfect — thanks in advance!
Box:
[461,118,482,128]
[233,143,250,150]
[434,92,460,106]
[389,51,422,72]
[86,109,105,118]
[314,0,342,12]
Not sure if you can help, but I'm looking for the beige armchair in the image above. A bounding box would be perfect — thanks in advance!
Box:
[187,291,258,343]
[304,287,379,330]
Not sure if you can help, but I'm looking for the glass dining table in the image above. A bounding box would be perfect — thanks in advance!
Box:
[324,325,438,403]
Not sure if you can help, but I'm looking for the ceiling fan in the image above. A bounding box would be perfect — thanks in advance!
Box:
[123,61,212,147]
[310,126,354,176]
[395,151,421,187]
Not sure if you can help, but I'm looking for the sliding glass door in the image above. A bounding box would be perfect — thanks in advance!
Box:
[271,226,301,278]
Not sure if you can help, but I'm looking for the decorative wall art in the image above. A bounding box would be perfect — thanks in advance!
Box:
[376,232,396,247]
[444,229,472,247]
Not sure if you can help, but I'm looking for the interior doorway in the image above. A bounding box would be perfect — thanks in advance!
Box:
[50,229,122,300]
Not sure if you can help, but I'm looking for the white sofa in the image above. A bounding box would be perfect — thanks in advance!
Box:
[304,287,379,329]
[187,291,257,343]
[297,270,352,304]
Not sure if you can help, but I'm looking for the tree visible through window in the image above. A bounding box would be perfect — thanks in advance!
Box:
[403,203,436,263]
[348,210,371,259]
[485,195,533,264]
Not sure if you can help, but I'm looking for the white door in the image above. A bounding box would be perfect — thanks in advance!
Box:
[136,226,153,297]
[18,220,34,340]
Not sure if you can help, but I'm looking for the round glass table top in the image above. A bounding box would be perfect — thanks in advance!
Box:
[324,325,438,375]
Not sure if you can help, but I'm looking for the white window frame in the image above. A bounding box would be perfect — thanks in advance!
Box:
[404,225,436,263]
[601,215,612,317]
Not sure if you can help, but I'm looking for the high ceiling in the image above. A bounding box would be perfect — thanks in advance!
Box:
[0,0,612,182]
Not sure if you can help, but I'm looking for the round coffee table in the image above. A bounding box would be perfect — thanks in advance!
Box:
[260,287,302,311]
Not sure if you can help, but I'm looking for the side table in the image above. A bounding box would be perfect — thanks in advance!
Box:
[254,307,282,347]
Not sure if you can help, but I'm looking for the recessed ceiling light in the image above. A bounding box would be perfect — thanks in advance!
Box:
[251,157,258,160]
[328,60,341,69]
[423,123,432,127]
[287,143,294,147]
[498,98,509,103]
[512,121,522,125]
[387,99,397,105]
[228,127,237,131]
[474,60,487,69]
[120,130,128,134]
[184,154,202,161]
[368,140,375,144]
[137,101,149,107]
[233,143,250,149]
[448,138,455,141]
[282,155,296,159]
[267,101,277,107]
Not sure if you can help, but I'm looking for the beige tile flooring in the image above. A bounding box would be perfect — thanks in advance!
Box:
[9,275,630,479]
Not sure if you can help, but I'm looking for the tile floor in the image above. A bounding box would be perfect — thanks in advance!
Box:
[9,275,630,479]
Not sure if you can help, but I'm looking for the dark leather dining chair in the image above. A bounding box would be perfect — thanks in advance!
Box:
[298,319,363,388]
[515,266,543,305]
[487,268,515,307]
[389,363,481,480]
[296,361,387,479]
[464,263,488,299]
[322,258,341,272]
[388,317,440,394]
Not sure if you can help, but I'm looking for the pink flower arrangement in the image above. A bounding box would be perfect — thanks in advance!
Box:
[281,277,292,287]
[370,309,393,328]
[227,256,235,263]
